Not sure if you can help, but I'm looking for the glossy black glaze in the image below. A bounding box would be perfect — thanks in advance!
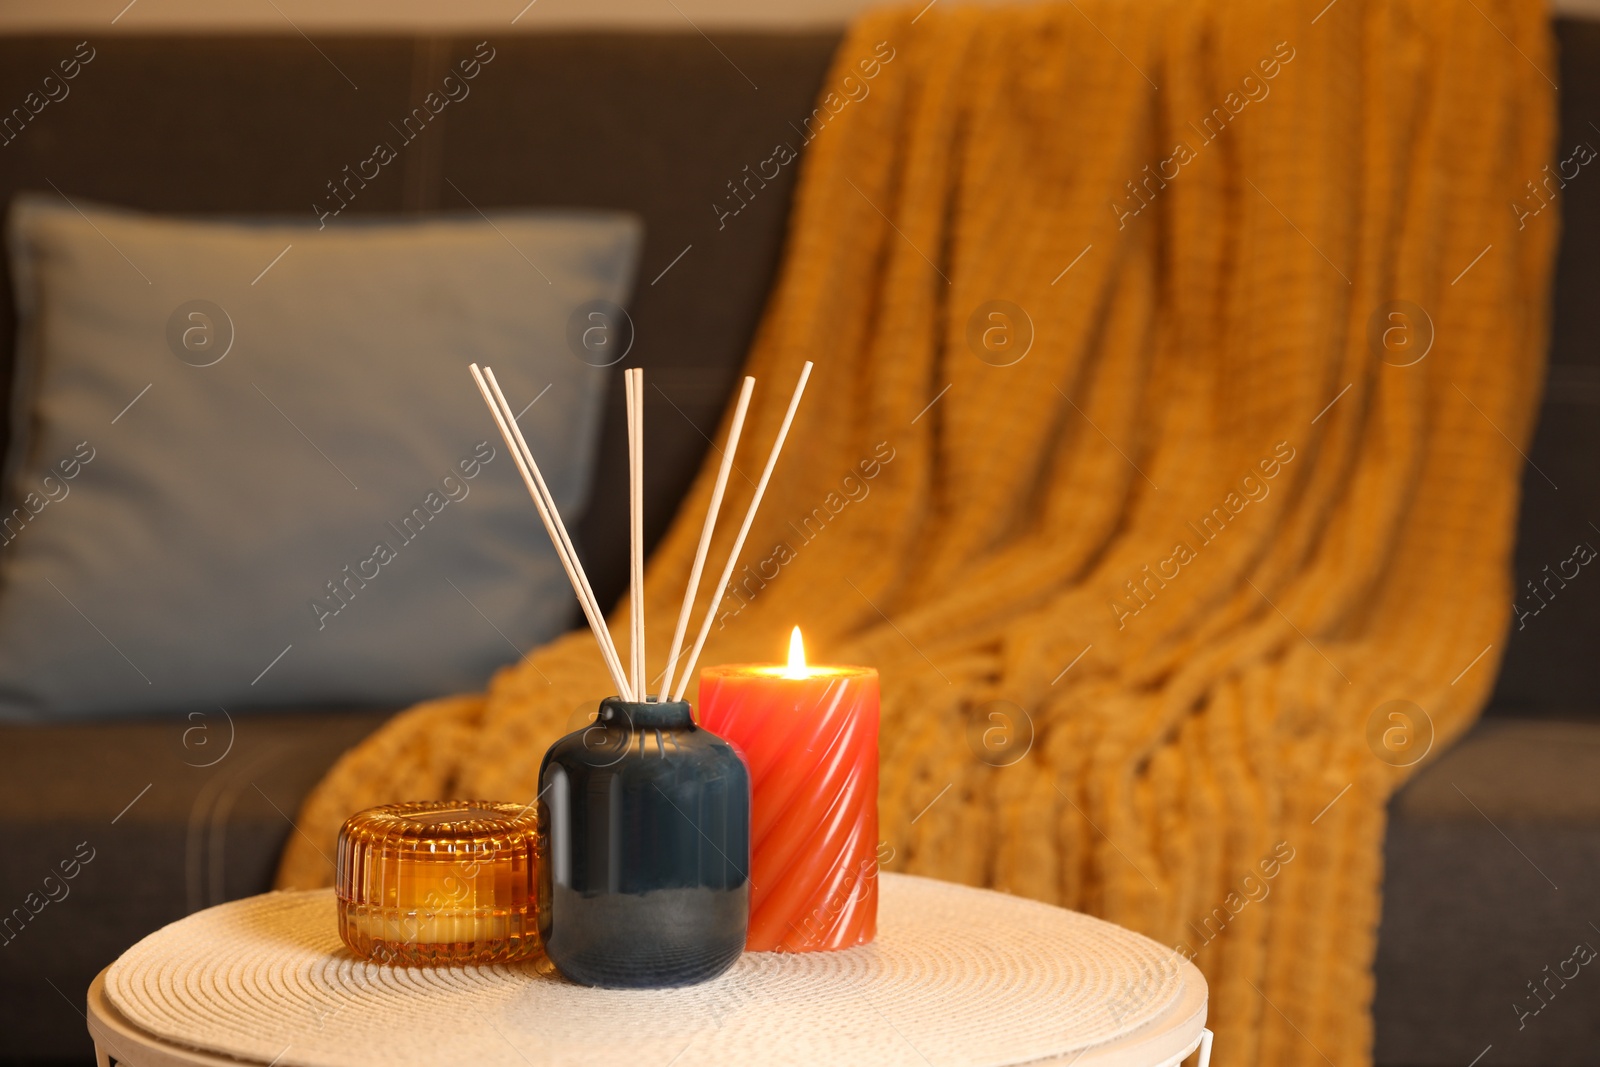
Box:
[538,696,750,987]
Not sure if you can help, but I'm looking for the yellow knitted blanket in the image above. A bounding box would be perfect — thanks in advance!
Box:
[279,2,1555,1061]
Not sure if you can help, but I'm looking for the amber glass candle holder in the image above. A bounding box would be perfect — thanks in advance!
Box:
[335,800,547,967]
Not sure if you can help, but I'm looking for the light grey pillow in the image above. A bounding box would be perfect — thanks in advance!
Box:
[0,194,640,720]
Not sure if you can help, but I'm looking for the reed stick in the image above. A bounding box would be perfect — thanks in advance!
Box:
[671,361,813,701]
[657,376,755,703]
[471,364,632,698]
[626,368,646,700]
[481,367,626,690]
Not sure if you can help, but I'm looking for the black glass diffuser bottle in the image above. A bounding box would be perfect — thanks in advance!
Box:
[538,696,751,987]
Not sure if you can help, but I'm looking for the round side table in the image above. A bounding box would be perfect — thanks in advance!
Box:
[88,873,1212,1067]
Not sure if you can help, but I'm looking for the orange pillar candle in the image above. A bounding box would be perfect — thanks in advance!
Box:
[697,628,879,952]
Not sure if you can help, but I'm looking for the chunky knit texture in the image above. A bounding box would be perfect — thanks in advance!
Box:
[280,2,1556,1061]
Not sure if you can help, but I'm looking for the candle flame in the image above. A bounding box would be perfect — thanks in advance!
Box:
[783,626,809,679]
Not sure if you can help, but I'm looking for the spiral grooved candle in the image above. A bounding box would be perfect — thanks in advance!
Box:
[698,644,879,953]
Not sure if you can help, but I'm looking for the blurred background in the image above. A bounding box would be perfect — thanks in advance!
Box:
[0,1,1596,1066]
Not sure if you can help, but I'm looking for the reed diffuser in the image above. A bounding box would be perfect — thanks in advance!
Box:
[470,359,811,987]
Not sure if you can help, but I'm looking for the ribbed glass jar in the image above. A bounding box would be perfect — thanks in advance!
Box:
[335,800,547,967]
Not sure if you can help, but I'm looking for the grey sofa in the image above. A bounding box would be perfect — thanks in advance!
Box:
[0,25,1596,1067]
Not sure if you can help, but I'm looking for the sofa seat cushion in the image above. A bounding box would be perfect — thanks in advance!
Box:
[1376,717,1600,1066]
[0,708,391,1062]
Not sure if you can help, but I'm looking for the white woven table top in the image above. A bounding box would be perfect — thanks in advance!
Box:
[102,873,1205,1067]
